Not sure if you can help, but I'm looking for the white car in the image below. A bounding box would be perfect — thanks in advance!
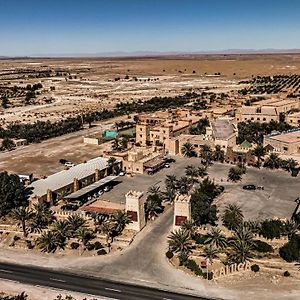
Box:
[98,190,104,196]
[104,185,111,192]
[164,163,170,168]
[119,171,125,176]
[65,162,75,168]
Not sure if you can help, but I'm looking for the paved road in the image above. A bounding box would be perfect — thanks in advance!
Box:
[0,262,218,300]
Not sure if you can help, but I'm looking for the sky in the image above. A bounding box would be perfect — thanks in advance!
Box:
[0,0,300,56]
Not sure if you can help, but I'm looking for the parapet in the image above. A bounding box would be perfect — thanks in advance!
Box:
[174,194,191,203]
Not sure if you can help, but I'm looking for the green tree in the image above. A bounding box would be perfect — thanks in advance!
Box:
[36,231,60,253]
[263,153,282,169]
[185,165,199,182]
[228,166,242,182]
[11,206,34,237]
[1,138,15,151]
[260,219,284,240]
[205,227,228,249]
[29,203,55,233]
[66,215,86,236]
[222,204,244,230]
[252,145,266,167]
[181,142,196,157]
[181,219,196,237]
[203,244,219,263]
[110,210,132,234]
[168,229,193,256]
[213,145,225,162]
[0,172,29,216]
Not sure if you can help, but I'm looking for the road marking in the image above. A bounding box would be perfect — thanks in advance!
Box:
[104,287,121,293]
[0,269,13,273]
[163,298,173,300]
[49,278,66,283]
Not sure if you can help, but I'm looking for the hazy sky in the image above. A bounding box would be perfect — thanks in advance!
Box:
[1,0,300,56]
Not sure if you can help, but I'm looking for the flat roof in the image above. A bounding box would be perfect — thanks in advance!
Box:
[268,129,300,143]
[64,175,119,200]
[82,199,125,214]
[212,119,235,139]
[29,157,111,198]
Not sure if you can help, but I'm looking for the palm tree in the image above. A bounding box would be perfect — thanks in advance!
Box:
[66,215,86,236]
[11,206,34,237]
[168,229,193,255]
[229,226,254,263]
[162,188,176,203]
[165,175,178,191]
[178,176,192,195]
[228,167,242,182]
[283,220,298,240]
[185,165,199,182]
[110,210,132,234]
[200,145,213,164]
[145,193,163,220]
[205,227,228,249]
[36,231,60,253]
[99,219,115,252]
[29,203,55,233]
[263,153,282,169]
[281,158,298,172]
[181,219,196,237]
[203,245,218,263]
[213,145,225,162]
[222,204,244,230]
[197,165,207,178]
[252,145,266,168]
[111,139,122,151]
[181,142,196,157]
[76,227,95,253]
[52,220,71,245]
[107,156,117,166]
[229,239,253,264]
[92,212,109,228]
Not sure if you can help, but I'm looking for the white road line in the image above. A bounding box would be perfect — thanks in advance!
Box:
[104,287,122,293]
[0,269,13,273]
[49,278,66,283]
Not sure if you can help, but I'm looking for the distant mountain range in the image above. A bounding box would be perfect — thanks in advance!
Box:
[1,49,300,58]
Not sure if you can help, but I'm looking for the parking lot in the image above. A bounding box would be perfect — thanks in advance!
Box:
[97,156,202,203]
[99,158,300,220]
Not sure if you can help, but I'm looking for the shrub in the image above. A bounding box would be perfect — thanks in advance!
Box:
[251,264,260,272]
[192,233,208,245]
[70,242,79,250]
[86,243,95,251]
[254,240,274,253]
[13,235,20,241]
[94,241,103,250]
[202,271,214,280]
[279,235,300,262]
[26,240,34,249]
[185,259,202,276]
[97,249,107,255]
[283,271,291,277]
[165,251,174,259]
[260,219,284,240]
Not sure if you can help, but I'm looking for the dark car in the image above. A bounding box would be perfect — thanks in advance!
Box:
[165,158,176,163]
[61,204,78,211]
[243,184,256,190]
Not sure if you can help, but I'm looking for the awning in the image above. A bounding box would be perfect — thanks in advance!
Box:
[64,175,119,200]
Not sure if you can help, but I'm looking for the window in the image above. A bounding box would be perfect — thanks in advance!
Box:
[257,118,260,121]
[283,147,288,151]
[263,118,266,121]
[139,134,142,138]
[251,117,254,120]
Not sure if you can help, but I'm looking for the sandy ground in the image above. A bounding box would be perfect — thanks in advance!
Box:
[0,279,109,300]
[1,54,300,125]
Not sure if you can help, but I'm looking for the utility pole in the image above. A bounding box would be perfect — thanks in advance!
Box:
[291,197,300,221]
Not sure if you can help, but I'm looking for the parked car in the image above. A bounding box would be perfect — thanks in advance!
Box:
[104,185,112,192]
[65,161,75,168]
[69,200,82,206]
[164,163,170,168]
[165,158,176,163]
[119,171,126,176]
[243,184,256,190]
[61,204,78,211]
[98,190,104,196]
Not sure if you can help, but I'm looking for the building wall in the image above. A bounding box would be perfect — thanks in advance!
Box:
[236,112,279,123]
[286,114,300,127]
[263,136,300,155]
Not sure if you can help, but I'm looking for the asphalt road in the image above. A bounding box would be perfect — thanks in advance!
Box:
[0,262,218,300]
